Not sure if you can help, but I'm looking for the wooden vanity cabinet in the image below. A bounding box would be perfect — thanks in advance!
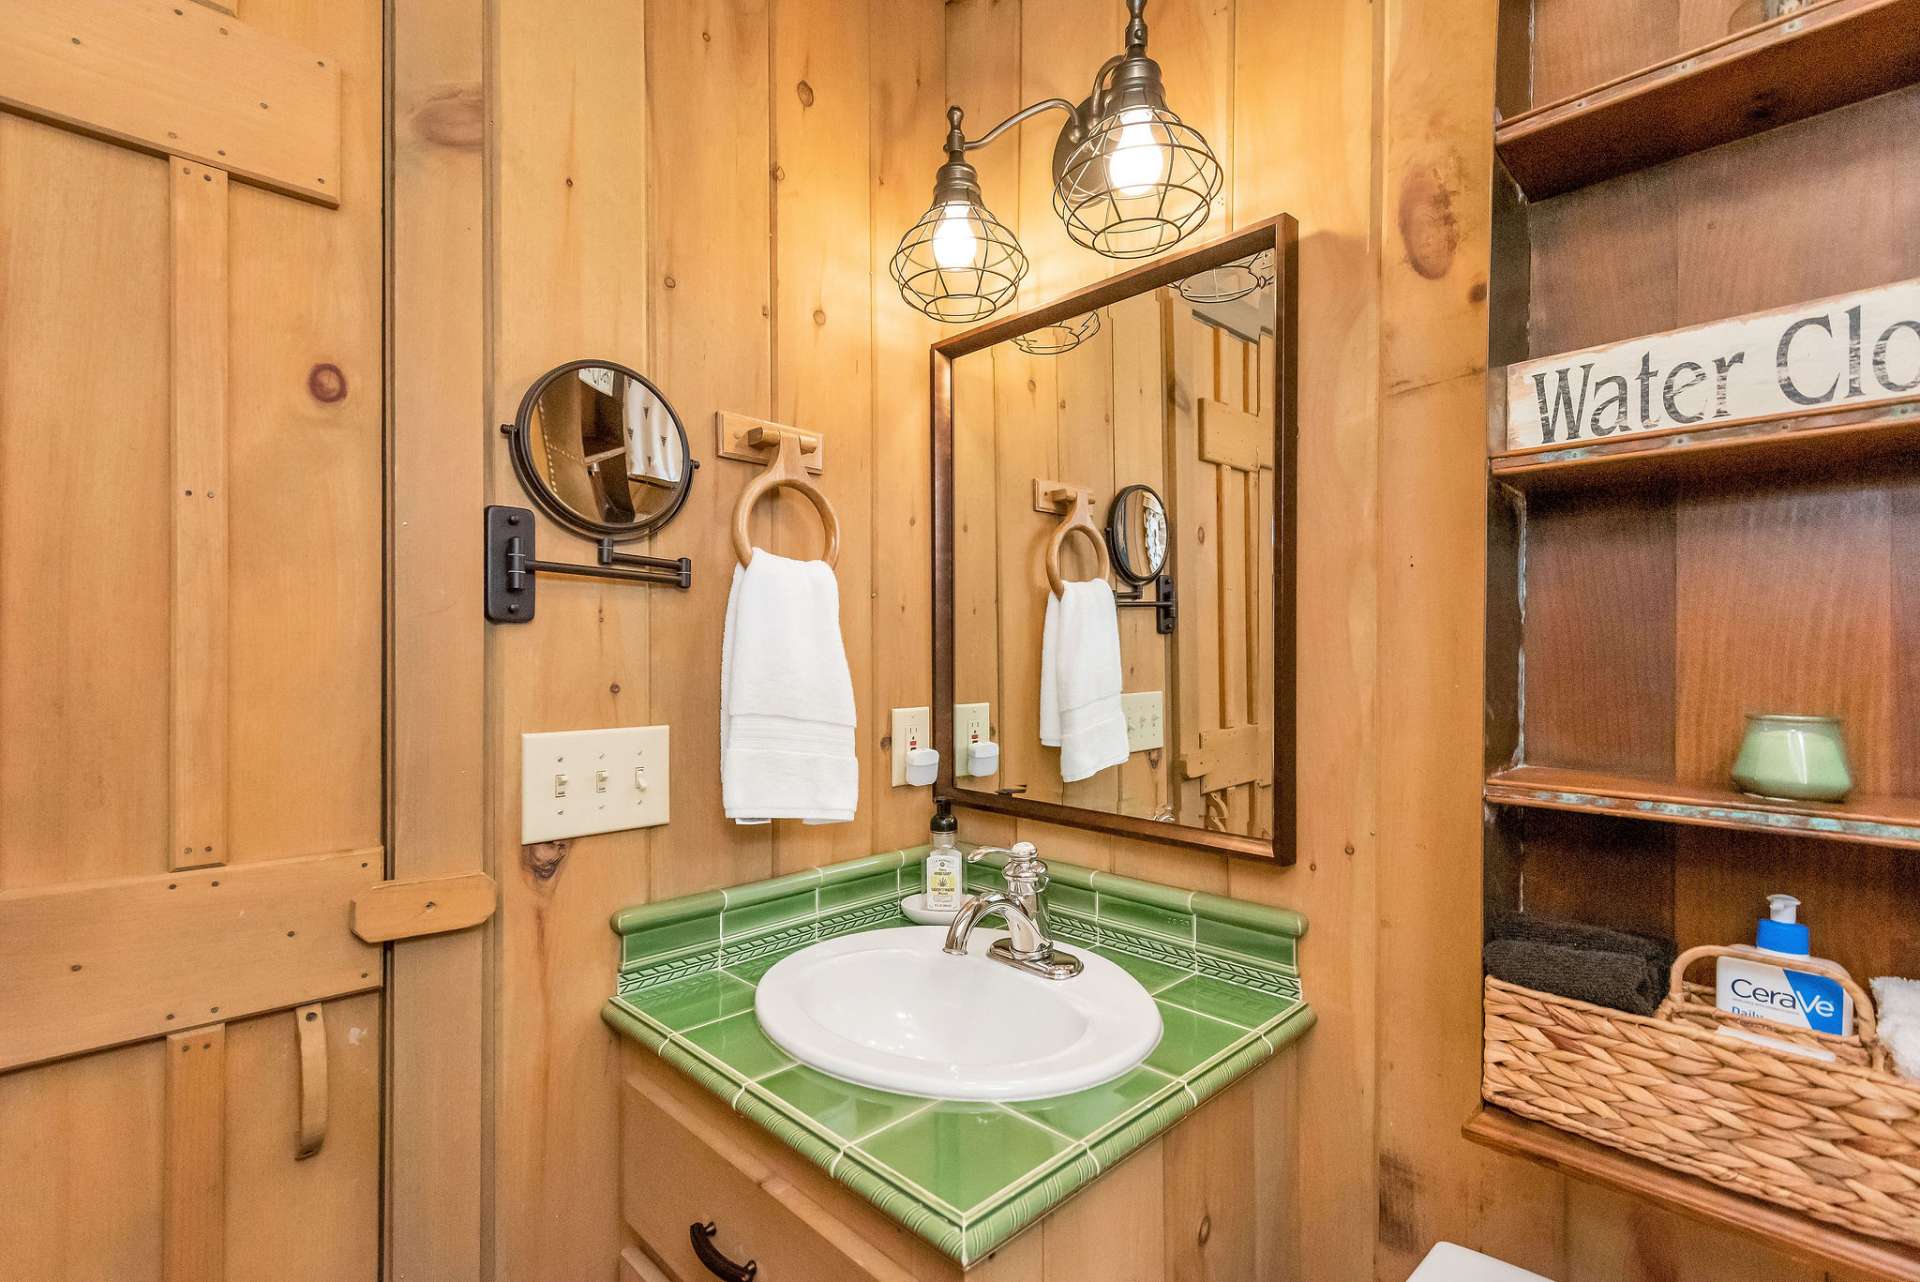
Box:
[618,1043,1294,1281]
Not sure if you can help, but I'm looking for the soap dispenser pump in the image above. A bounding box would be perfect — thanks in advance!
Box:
[1715,893,1854,1036]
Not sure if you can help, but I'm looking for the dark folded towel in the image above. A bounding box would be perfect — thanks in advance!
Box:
[1485,913,1678,1016]
[1487,911,1676,971]
[1485,938,1666,1015]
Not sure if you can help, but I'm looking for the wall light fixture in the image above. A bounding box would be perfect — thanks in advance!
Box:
[890,0,1222,322]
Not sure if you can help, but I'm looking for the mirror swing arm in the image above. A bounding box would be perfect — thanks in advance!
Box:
[483,505,691,624]
[1112,573,1177,635]
[930,216,1297,863]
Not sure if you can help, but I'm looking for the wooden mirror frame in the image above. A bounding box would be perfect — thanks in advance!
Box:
[931,216,1299,862]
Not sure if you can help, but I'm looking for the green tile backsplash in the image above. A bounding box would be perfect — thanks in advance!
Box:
[603,843,1312,1265]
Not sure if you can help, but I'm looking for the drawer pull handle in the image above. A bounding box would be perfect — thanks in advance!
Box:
[689,1221,757,1282]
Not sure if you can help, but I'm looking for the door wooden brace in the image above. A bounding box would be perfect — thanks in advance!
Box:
[1198,398,1271,472]
[169,156,229,873]
[295,1003,327,1159]
[163,1023,226,1282]
[1180,724,1264,792]
[350,872,496,943]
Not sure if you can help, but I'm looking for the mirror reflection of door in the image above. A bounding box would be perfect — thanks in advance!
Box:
[528,365,687,530]
[1169,296,1276,838]
[949,268,1276,839]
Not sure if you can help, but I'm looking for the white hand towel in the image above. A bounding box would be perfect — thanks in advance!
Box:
[1872,976,1920,1080]
[1038,580,1130,783]
[721,550,858,824]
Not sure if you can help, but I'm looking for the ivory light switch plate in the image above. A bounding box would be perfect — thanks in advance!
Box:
[1122,692,1165,753]
[521,726,669,844]
[890,706,931,787]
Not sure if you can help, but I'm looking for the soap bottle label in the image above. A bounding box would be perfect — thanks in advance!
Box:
[924,853,962,911]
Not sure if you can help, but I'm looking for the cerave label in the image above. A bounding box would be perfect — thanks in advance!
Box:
[1505,279,1920,451]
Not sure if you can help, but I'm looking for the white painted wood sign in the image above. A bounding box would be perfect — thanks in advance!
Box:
[1505,278,1920,452]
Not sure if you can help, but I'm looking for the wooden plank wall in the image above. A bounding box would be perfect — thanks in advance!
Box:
[938,0,1387,1276]
[454,0,1671,1279]
[478,1,951,1277]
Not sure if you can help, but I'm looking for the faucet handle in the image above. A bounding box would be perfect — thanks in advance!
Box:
[964,841,1042,865]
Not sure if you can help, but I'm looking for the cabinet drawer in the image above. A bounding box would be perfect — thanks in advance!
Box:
[623,1073,918,1282]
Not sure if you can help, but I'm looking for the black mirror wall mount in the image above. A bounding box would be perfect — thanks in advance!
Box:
[485,506,691,624]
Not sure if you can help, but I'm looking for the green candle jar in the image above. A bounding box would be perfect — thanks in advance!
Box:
[1730,714,1853,803]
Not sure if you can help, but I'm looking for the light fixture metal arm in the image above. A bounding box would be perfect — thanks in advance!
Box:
[946,99,1082,157]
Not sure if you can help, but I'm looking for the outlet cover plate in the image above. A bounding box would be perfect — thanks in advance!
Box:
[1122,691,1165,753]
[954,702,991,776]
[521,725,669,844]
[891,706,931,787]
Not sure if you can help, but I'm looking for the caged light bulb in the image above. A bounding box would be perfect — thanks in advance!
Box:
[1105,108,1166,198]
[930,203,980,270]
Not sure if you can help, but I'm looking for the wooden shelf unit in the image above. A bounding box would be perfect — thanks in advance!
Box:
[1495,0,1920,200]
[1481,0,1920,1262]
[1463,1108,1920,1281]
[1485,764,1920,851]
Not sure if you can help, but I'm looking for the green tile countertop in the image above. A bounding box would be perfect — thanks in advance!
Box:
[601,845,1313,1267]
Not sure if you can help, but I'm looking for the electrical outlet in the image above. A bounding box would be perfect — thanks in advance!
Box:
[521,725,669,844]
[890,706,932,787]
[954,702,990,776]
[1121,691,1165,753]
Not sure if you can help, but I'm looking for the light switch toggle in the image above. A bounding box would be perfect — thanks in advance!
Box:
[553,773,569,798]
[594,769,608,793]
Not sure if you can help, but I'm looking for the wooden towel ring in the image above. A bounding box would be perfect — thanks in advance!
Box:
[733,428,841,568]
[1043,486,1111,597]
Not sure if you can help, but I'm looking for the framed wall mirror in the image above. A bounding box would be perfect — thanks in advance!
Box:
[933,217,1297,862]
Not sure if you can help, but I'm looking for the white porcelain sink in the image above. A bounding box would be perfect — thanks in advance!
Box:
[754,925,1161,1101]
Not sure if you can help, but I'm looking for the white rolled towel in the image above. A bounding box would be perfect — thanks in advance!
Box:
[1872,976,1920,1080]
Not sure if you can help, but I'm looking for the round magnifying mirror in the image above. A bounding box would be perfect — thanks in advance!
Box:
[1107,483,1169,584]
[504,359,695,542]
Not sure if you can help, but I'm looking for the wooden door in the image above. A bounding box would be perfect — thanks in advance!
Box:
[1169,302,1276,838]
[0,2,386,1277]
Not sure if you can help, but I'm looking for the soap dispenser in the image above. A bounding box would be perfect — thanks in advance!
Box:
[923,801,963,912]
[1715,893,1853,1036]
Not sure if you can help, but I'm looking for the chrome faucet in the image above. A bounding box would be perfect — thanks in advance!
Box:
[942,842,1084,980]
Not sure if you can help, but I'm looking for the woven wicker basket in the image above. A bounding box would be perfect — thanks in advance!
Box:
[1483,943,1920,1246]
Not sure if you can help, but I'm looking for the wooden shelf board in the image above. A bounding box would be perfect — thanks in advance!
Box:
[1464,1107,1920,1281]
[1495,0,1920,200]
[1484,764,1920,850]
[1489,402,1920,494]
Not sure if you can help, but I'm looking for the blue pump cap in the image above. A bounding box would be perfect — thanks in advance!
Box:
[1754,892,1809,955]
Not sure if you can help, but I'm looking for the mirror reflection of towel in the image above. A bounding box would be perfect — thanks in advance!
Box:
[624,391,682,486]
[1039,581,1130,783]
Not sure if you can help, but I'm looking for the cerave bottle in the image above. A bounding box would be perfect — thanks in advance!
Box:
[1715,893,1853,1036]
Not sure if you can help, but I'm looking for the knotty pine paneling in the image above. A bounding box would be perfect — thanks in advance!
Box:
[489,2,657,1280]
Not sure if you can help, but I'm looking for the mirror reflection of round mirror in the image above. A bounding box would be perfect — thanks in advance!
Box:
[1107,483,1169,583]
[505,359,695,542]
